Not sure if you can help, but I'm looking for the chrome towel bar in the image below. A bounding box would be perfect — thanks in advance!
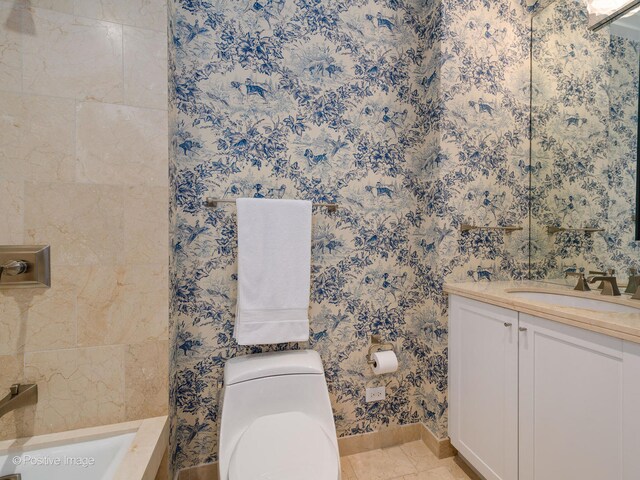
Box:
[205,197,338,212]
[547,226,604,234]
[460,224,523,233]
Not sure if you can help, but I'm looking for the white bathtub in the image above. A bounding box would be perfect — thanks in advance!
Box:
[0,416,167,480]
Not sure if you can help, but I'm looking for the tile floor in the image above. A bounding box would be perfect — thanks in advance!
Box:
[341,441,479,480]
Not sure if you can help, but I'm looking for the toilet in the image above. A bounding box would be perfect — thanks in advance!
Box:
[218,349,341,480]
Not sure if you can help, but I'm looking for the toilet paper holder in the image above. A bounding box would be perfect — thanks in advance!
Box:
[366,334,394,364]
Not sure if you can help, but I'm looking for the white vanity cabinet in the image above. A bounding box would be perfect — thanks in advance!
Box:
[518,313,640,480]
[448,296,518,480]
[449,295,640,480]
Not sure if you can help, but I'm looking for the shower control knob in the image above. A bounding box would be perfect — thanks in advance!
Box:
[0,260,29,276]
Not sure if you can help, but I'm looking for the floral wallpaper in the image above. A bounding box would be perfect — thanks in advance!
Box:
[168,0,532,473]
[437,0,532,284]
[531,0,640,278]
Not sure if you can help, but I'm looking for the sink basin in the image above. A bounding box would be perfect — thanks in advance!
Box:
[508,291,640,314]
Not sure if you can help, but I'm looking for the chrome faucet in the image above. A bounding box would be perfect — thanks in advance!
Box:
[587,275,621,296]
[625,269,639,294]
[0,384,37,420]
[566,271,590,291]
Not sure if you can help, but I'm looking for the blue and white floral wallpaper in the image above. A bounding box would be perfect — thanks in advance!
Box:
[168,0,535,473]
[531,0,640,278]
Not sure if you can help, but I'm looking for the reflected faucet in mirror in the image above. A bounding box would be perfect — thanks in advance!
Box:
[587,275,622,296]
[625,268,638,294]
[0,384,38,420]
[589,269,616,290]
[565,271,591,291]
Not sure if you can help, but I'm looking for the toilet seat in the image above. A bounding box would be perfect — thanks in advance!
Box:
[228,411,339,480]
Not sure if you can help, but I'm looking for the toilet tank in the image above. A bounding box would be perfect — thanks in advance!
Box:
[224,349,325,385]
[218,350,338,480]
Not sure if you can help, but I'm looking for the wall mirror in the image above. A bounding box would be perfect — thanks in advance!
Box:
[531,0,639,279]
[587,0,640,31]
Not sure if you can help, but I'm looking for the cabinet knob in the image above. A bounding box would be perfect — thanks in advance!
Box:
[504,322,512,327]
[519,327,528,332]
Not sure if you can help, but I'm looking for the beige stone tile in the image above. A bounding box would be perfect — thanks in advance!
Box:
[76,102,168,186]
[124,186,169,264]
[0,353,26,441]
[0,90,22,159]
[0,295,24,356]
[18,94,76,180]
[338,430,381,456]
[74,0,167,32]
[121,265,168,338]
[0,1,23,92]
[438,440,457,461]
[440,457,481,480]
[347,446,417,480]
[0,274,76,354]
[380,425,408,449]
[419,423,443,458]
[179,462,218,480]
[76,264,168,346]
[402,424,421,443]
[24,345,126,434]
[73,267,120,336]
[341,456,357,480]
[0,91,76,183]
[24,182,125,266]
[154,447,170,480]
[418,424,456,459]
[0,180,24,244]
[124,25,167,110]
[26,0,75,13]
[125,340,168,420]
[403,466,458,480]
[0,353,23,384]
[177,469,189,480]
[22,8,123,102]
[400,440,442,472]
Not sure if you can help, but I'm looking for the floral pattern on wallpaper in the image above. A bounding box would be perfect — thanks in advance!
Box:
[168,0,531,471]
[531,0,640,277]
[437,0,532,284]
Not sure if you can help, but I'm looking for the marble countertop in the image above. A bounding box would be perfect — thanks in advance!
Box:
[444,280,640,344]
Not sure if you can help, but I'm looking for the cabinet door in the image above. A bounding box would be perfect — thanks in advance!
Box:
[623,341,640,480]
[519,314,624,480]
[449,296,519,480]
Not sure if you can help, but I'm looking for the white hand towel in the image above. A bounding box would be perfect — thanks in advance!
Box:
[235,198,312,345]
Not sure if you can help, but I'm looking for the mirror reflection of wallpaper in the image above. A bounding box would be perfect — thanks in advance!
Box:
[531,0,640,278]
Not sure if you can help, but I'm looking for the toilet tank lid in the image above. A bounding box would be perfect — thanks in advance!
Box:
[224,350,324,385]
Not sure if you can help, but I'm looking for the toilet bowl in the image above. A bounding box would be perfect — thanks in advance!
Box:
[218,350,340,480]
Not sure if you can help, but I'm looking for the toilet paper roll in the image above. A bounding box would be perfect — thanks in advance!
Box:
[371,350,398,375]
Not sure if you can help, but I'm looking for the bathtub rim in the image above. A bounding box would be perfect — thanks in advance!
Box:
[0,415,168,480]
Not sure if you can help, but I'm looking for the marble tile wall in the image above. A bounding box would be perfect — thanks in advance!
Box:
[0,0,169,441]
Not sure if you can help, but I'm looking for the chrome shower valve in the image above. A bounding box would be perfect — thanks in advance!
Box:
[0,260,29,276]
